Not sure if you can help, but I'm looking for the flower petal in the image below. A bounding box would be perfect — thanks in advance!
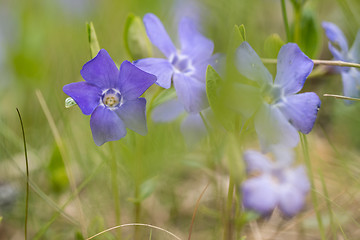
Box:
[63,82,101,115]
[341,68,360,101]
[277,92,320,134]
[178,17,214,63]
[255,104,299,152]
[134,58,174,89]
[242,175,279,216]
[180,113,207,146]
[173,73,209,113]
[143,13,177,59]
[90,105,127,146]
[152,99,185,122]
[236,42,273,86]
[243,150,273,174]
[349,30,360,63]
[118,60,157,100]
[115,98,147,135]
[286,166,310,193]
[80,49,119,89]
[274,43,314,95]
[322,21,349,53]
[278,184,306,217]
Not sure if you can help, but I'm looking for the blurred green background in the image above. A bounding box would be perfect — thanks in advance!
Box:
[1,0,360,239]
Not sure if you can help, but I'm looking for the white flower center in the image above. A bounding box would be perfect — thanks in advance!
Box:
[102,88,122,109]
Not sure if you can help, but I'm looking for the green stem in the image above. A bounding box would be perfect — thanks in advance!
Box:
[223,175,235,240]
[261,58,360,69]
[294,5,302,44]
[300,134,326,240]
[280,0,291,42]
[109,142,122,239]
[16,109,29,240]
[323,94,360,102]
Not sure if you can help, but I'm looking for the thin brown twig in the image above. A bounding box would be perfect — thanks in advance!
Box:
[188,182,210,240]
[86,223,182,240]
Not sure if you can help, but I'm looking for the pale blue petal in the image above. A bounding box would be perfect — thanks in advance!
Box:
[349,30,360,63]
[118,60,157,100]
[180,113,207,146]
[134,58,174,89]
[236,42,273,86]
[242,175,279,216]
[277,92,321,134]
[115,98,147,135]
[243,150,273,174]
[80,49,119,89]
[143,13,177,58]
[178,17,214,63]
[63,82,101,115]
[341,68,360,101]
[322,21,349,53]
[278,184,306,217]
[274,43,314,95]
[255,104,299,152]
[173,73,209,113]
[152,99,185,122]
[90,105,127,146]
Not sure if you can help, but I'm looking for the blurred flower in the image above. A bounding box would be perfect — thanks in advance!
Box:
[235,42,320,151]
[134,13,216,113]
[322,22,360,100]
[63,49,156,146]
[152,99,209,146]
[241,150,310,217]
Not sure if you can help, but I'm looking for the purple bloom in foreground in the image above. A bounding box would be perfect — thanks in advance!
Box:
[235,42,321,151]
[322,22,360,100]
[63,49,156,146]
[134,13,215,113]
[241,150,310,217]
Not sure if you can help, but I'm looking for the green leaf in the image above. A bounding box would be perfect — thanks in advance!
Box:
[264,34,285,58]
[0,216,2,223]
[238,24,247,42]
[124,13,152,60]
[47,145,69,193]
[128,177,158,203]
[86,22,100,59]
[299,8,321,58]
[206,65,238,131]
[65,97,77,108]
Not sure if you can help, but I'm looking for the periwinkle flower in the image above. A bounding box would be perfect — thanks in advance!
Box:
[241,150,310,217]
[322,22,360,100]
[134,13,215,113]
[234,42,321,151]
[63,49,156,146]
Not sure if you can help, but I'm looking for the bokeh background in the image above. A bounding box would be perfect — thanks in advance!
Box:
[1,0,360,239]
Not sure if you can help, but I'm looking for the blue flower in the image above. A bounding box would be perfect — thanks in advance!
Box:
[241,150,310,217]
[63,49,156,146]
[322,22,360,100]
[234,42,321,151]
[134,13,216,113]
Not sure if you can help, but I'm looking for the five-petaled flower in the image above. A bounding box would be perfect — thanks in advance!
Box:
[241,150,310,217]
[134,13,215,114]
[63,49,156,146]
[233,42,321,151]
[322,21,360,100]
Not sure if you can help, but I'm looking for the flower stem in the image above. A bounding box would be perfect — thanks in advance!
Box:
[223,175,235,240]
[109,142,122,239]
[280,0,291,42]
[300,134,326,240]
[261,58,360,69]
[323,94,360,102]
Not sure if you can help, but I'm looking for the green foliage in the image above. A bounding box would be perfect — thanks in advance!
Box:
[47,145,69,193]
[297,8,322,58]
[87,22,101,59]
[206,65,238,131]
[124,13,153,60]
[264,34,285,58]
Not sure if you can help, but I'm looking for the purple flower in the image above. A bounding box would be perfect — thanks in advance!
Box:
[235,42,321,151]
[63,49,156,146]
[134,13,215,113]
[322,22,360,100]
[241,150,310,217]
